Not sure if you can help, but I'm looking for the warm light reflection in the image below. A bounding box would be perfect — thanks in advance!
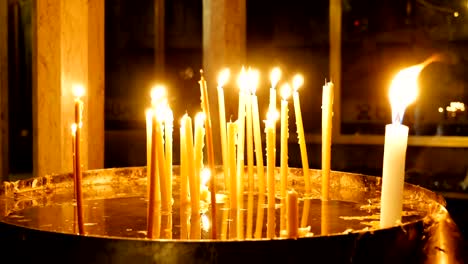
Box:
[446,102,465,112]
[195,112,206,126]
[201,168,211,186]
[71,123,77,135]
[248,69,260,94]
[150,85,166,106]
[201,214,211,232]
[72,84,85,99]
[217,69,230,87]
[292,74,304,91]
[237,67,248,92]
[438,107,444,113]
[270,67,281,88]
[280,83,292,100]
[389,64,424,123]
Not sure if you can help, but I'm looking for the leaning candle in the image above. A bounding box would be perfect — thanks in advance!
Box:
[321,82,334,201]
[279,83,291,232]
[291,74,311,227]
[380,64,423,228]
[72,84,85,235]
[217,69,230,191]
[251,81,266,239]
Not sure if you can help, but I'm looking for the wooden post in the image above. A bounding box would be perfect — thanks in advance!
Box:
[32,0,104,177]
[329,0,341,138]
[0,0,8,182]
[202,0,246,161]
[154,0,165,79]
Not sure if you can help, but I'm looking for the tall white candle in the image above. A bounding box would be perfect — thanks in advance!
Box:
[217,69,230,191]
[380,64,424,228]
[265,110,278,239]
[321,82,334,201]
[165,108,173,207]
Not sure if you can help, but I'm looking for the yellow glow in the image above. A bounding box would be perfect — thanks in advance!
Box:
[150,85,166,105]
[72,84,85,99]
[71,123,77,135]
[270,67,282,88]
[237,66,248,92]
[201,168,211,186]
[280,83,292,100]
[201,214,211,232]
[389,64,424,123]
[195,112,206,126]
[438,107,444,113]
[446,102,465,112]
[248,69,260,94]
[292,74,304,91]
[218,68,230,87]
[454,11,459,18]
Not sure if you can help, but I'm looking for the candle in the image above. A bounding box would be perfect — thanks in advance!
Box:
[251,81,266,239]
[165,108,173,208]
[279,83,291,232]
[236,67,248,239]
[198,71,218,239]
[245,69,259,239]
[227,121,238,210]
[180,121,189,206]
[193,112,205,209]
[72,84,85,235]
[380,64,423,228]
[154,109,169,214]
[291,74,311,227]
[287,189,299,239]
[217,69,230,191]
[182,114,197,215]
[147,110,158,239]
[265,110,277,239]
[321,82,334,201]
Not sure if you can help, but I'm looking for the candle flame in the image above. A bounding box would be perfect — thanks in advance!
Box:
[71,123,77,135]
[218,68,230,87]
[237,66,248,92]
[270,67,281,89]
[201,168,211,186]
[72,84,85,99]
[292,74,304,91]
[150,85,167,106]
[195,112,206,126]
[280,83,292,100]
[389,65,424,123]
[248,69,260,94]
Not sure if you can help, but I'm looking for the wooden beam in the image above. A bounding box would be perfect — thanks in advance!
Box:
[32,0,104,177]
[0,0,8,182]
[202,0,246,161]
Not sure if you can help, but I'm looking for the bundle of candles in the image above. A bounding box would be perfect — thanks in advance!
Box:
[70,58,436,240]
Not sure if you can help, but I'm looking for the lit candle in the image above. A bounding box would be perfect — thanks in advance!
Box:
[72,84,85,235]
[265,110,278,239]
[279,83,291,232]
[251,77,266,239]
[321,82,334,201]
[180,120,189,206]
[245,69,259,239]
[287,189,299,239]
[236,67,248,239]
[182,114,197,216]
[198,71,217,239]
[291,74,311,227]
[154,108,169,214]
[217,69,230,191]
[227,121,238,210]
[165,108,173,207]
[380,64,423,228]
[193,112,205,210]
